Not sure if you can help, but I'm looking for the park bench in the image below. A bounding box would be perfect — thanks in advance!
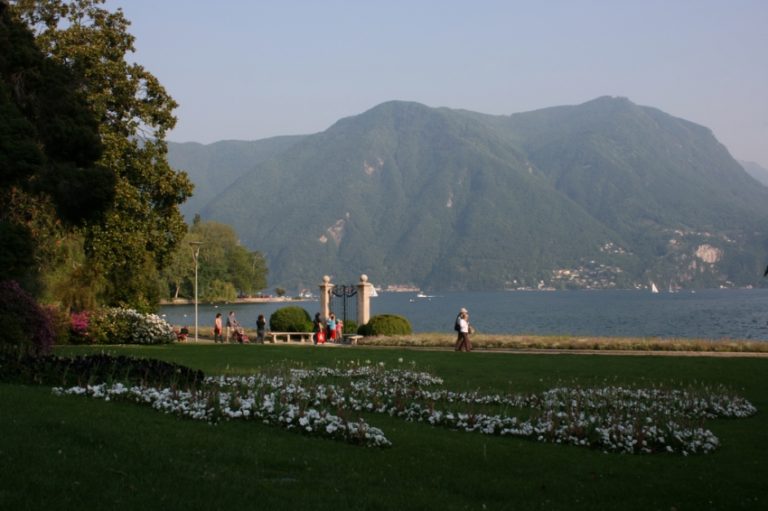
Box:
[343,334,362,345]
[264,331,363,345]
[265,332,363,344]
[265,331,315,343]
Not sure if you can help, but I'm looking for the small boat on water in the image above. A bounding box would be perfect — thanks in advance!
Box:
[650,282,659,294]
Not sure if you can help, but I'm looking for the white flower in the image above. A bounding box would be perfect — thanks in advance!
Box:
[51,364,754,454]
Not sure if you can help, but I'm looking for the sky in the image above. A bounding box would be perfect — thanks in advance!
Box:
[111,0,768,168]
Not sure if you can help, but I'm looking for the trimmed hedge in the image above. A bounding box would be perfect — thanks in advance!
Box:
[269,306,312,332]
[358,314,412,336]
[0,351,205,388]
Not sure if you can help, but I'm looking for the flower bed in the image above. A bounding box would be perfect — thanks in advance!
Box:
[53,361,756,454]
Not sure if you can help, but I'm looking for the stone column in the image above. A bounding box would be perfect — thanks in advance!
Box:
[357,274,373,326]
[319,275,333,320]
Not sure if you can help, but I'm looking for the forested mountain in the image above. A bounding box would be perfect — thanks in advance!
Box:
[168,136,306,219]
[169,97,768,291]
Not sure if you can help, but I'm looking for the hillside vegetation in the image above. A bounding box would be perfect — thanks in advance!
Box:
[170,97,768,291]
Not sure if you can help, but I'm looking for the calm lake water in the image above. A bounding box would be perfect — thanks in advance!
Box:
[160,289,768,340]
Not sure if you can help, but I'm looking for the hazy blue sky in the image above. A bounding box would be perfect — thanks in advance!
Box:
[112,0,767,167]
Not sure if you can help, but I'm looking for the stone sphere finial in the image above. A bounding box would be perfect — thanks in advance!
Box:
[323,275,331,283]
[360,274,368,282]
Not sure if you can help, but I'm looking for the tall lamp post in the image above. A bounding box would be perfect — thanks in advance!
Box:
[189,241,204,342]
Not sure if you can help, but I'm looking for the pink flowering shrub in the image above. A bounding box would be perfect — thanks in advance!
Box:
[69,311,92,344]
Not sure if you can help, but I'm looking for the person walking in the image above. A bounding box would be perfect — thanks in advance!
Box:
[312,312,323,345]
[226,311,238,343]
[213,313,223,343]
[256,314,267,344]
[454,307,472,352]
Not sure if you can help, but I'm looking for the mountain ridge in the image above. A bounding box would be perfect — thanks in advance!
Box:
[167,135,307,219]
[169,97,768,291]
[740,160,768,187]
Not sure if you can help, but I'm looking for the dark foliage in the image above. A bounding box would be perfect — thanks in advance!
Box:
[0,221,35,284]
[0,280,55,354]
[42,162,116,225]
[0,2,114,295]
[0,351,205,388]
[0,2,111,219]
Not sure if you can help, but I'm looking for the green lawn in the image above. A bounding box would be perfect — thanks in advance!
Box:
[2,344,767,510]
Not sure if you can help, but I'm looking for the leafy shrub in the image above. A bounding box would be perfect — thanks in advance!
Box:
[342,319,358,336]
[0,280,55,354]
[358,314,412,336]
[45,306,72,345]
[87,308,176,344]
[269,306,312,332]
[0,352,204,388]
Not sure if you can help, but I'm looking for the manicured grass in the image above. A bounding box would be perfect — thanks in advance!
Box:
[2,344,767,510]
[357,333,768,353]
[178,329,768,352]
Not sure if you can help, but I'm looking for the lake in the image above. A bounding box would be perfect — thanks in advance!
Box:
[159,288,768,340]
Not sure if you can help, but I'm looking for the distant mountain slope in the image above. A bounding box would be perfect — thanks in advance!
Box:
[740,160,768,187]
[507,97,768,232]
[168,136,306,219]
[181,98,768,291]
[203,101,622,290]
[503,97,768,281]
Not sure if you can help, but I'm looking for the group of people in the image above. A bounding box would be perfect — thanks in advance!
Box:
[207,307,472,350]
[211,310,349,345]
[312,312,343,344]
[213,311,267,344]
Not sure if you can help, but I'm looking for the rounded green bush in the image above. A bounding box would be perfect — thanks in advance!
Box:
[269,306,312,332]
[358,314,412,336]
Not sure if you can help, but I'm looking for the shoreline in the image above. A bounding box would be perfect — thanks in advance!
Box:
[161,297,317,305]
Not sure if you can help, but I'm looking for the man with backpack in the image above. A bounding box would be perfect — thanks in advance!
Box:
[454,307,472,352]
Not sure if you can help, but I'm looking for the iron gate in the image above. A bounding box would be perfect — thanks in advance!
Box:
[329,284,357,327]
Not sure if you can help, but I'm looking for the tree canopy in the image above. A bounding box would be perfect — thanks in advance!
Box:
[8,0,193,310]
[161,218,268,303]
[0,0,114,293]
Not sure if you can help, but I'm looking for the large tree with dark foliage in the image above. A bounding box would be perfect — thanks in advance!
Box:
[0,0,114,294]
[9,0,193,310]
